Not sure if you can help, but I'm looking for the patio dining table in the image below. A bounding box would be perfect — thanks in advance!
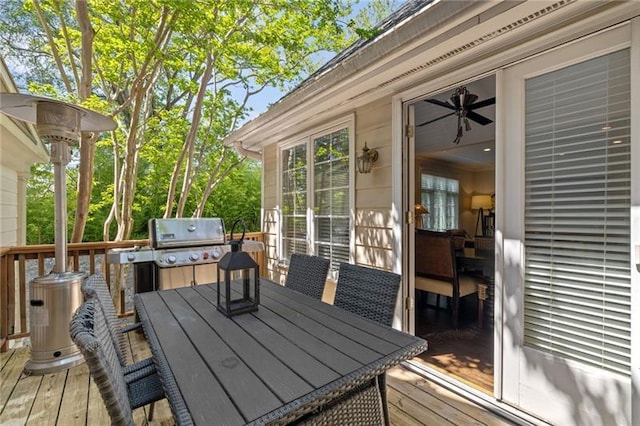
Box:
[135,279,428,425]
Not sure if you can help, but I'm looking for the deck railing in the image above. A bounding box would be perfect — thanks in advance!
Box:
[0,232,265,352]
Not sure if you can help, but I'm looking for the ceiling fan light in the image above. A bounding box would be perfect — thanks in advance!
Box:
[464,117,472,131]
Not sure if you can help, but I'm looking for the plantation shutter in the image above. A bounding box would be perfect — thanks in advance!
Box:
[523,48,631,375]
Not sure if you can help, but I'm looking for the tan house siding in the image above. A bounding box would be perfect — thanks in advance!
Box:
[260,97,397,278]
[262,143,281,282]
[354,98,394,271]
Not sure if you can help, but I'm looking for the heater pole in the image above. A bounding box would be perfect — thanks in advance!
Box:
[50,140,70,273]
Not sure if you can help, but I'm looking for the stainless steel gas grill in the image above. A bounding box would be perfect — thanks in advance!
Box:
[107,217,263,292]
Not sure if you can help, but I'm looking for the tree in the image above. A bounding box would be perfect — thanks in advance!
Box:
[1,0,397,243]
[1,0,360,241]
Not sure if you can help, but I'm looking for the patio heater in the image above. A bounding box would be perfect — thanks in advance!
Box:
[0,93,116,374]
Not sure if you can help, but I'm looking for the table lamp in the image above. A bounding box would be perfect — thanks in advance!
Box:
[471,194,493,237]
[415,203,429,229]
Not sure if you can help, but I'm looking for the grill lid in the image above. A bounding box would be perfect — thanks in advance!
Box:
[149,218,226,248]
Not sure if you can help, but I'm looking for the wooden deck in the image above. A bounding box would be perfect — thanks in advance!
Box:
[1,332,515,426]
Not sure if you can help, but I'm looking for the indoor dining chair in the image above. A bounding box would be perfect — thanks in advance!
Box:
[414,229,478,329]
[70,299,165,426]
[334,262,402,426]
[284,253,330,300]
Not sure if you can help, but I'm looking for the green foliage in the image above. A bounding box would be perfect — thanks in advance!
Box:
[204,160,263,233]
[1,0,397,243]
[26,164,55,244]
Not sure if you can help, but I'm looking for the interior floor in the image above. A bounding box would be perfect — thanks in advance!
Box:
[415,292,494,394]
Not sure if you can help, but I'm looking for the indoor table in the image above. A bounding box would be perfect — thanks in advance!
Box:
[135,279,428,425]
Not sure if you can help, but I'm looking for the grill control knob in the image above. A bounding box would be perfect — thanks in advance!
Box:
[166,255,177,264]
[211,247,221,259]
[127,253,136,262]
[202,252,210,260]
[189,253,200,262]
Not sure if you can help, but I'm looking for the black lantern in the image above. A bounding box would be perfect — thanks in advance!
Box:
[217,220,260,317]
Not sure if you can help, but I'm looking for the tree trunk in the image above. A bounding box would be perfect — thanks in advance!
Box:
[70,0,95,244]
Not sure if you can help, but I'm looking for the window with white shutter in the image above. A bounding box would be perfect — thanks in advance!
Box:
[523,48,631,375]
[313,129,350,270]
[280,122,351,272]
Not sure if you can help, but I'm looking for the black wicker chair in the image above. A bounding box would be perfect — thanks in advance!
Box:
[285,254,330,300]
[296,379,384,425]
[81,274,157,420]
[70,299,165,426]
[334,263,401,426]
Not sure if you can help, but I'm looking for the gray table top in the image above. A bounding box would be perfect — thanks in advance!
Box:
[135,279,428,425]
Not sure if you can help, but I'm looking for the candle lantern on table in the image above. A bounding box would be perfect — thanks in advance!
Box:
[217,220,260,317]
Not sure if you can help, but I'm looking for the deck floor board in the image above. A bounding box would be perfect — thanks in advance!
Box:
[1,335,516,425]
[27,370,65,425]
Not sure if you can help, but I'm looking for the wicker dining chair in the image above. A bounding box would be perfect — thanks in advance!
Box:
[70,299,165,426]
[285,254,330,300]
[334,263,401,326]
[81,274,153,372]
[82,274,161,421]
[297,379,384,425]
[334,262,401,426]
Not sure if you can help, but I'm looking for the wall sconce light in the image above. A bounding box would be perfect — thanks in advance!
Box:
[357,142,378,174]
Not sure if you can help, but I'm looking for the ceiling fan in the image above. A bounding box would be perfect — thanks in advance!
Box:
[417,86,495,144]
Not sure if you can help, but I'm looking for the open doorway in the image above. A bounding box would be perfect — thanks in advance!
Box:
[408,75,496,394]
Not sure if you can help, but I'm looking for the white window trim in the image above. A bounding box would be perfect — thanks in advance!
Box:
[276,114,355,276]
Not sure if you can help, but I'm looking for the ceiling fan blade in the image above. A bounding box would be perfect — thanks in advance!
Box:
[425,98,456,110]
[416,111,456,127]
[467,97,496,110]
[466,110,493,126]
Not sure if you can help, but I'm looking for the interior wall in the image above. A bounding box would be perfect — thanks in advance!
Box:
[415,156,495,237]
